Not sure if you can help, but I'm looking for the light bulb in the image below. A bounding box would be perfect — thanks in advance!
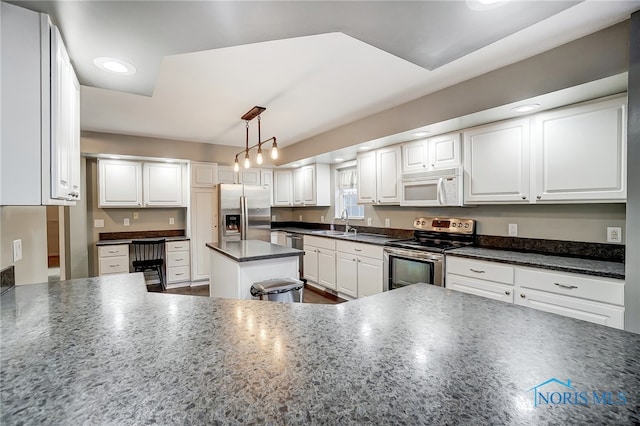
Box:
[233,161,239,172]
[271,146,278,160]
[256,150,263,165]
[244,156,251,169]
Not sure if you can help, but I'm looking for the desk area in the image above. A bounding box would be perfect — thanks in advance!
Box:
[96,230,190,288]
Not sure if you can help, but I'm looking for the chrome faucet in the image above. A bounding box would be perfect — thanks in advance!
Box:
[340,208,350,233]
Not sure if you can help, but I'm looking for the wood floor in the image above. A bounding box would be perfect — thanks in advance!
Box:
[147,283,345,304]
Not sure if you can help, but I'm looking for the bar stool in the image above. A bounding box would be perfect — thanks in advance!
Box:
[131,239,166,288]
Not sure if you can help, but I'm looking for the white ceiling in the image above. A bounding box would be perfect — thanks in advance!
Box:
[9,0,640,153]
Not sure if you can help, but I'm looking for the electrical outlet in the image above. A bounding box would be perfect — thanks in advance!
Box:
[94,219,104,228]
[367,218,372,226]
[271,215,276,221]
[169,217,175,225]
[508,224,518,237]
[321,216,325,223]
[124,218,130,226]
[299,215,303,221]
[12,239,22,262]
[607,227,622,243]
[133,212,139,220]
[385,218,391,228]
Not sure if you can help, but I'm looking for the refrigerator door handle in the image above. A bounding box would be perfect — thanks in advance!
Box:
[240,196,248,240]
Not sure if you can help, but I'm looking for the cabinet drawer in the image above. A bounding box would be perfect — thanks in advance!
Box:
[336,241,383,259]
[515,288,624,330]
[98,245,129,258]
[516,267,624,306]
[446,257,514,285]
[303,235,336,250]
[166,240,189,252]
[446,274,514,303]
[99,255,129,275]
[167,251,190,267]
[167,266,190,283]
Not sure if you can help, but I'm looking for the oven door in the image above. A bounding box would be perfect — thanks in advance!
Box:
[383,247,443,291]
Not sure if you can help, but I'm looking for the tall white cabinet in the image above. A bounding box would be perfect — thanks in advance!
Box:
[357,146,401,205]
[190,162,219,284]
[0,4,81,205]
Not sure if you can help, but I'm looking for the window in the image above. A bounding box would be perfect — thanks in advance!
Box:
[335,167,364,219]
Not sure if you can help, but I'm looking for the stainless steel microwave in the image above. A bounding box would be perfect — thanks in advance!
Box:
[400,167,464,207]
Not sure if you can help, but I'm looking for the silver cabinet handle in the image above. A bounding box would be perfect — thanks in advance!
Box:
[536,195,541,200]
[520,294,526,298]
[176,273,184,276]
[357,259,361,262]
[522,196,527,200]
[554,282,578,290]
[354,249,362,252]
[175,258,184,262]
[469,269,485,274]
[505,291,510,295]
[109,264,120,267]
[352,258,356,261]
[108,250,118,254]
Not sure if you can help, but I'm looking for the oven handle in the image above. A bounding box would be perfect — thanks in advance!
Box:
[383,248,443,262]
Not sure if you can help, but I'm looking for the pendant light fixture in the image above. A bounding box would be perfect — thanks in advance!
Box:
[232,106,278,170]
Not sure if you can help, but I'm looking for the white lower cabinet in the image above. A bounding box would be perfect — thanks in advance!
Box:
[303,236,336,291]
[446,256,625,329]
[336,241,383,298]
[98,245,130,276]
[166,240,191,286]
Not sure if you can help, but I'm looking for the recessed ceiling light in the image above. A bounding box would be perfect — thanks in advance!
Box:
[512,103,541,113]
[413,131,430,137]
[93,57,137,75]
[291,163,300,167]
[359,146,370,151]
[109,155,121,159]
[334,158,344,162]
[466,0,511,11]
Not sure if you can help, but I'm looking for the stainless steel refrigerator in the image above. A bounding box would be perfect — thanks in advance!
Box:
[219,184,271,242]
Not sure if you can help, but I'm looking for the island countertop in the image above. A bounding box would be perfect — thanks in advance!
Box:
[1,274,639,424]
[206,239,303,262]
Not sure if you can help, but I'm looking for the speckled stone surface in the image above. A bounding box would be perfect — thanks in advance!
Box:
[0,265,15,296]
[448,247,625,279]
[271,226,399,246]
[2,274,639,425]
[96,236,190,246]
[207,240,304,262]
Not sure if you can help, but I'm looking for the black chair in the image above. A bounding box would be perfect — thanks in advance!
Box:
[131,239,166,288]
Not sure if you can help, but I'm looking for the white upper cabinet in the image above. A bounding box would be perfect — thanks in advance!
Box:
[99,160,143,207]
[0,4,80,205]
[191,162,218,187]
[531,95,626,202]
[99,159,187,208]
[273,170,293,206]
[463,118,531,204]
[292,164,330,206]
[357,146,401,205]
[218,165,236,184]
[143,162,184,207]
[239,169,261,185]
[401,132,460,173]
[260,169,274,205]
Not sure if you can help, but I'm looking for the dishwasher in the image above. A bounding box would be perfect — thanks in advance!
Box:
[285,233,305,282]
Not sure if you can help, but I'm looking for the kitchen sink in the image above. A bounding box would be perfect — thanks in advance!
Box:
[311,230,349,236]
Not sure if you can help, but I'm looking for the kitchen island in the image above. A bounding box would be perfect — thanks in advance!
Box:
[207,240,303,299]
[1,274,639,424]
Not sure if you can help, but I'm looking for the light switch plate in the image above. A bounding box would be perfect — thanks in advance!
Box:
[367,218,372,226]
[12,240,22,262]
[169,217,175,225]
[94,219,104,228]
[124,218,130,226]
[508,224,518,237]
[385,218,391,228]
[321,216,325,223]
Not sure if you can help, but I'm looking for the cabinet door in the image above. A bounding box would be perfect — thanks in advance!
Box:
[218,165,236,184]
[317,249,337,290]
[336,252,358,298]
[515,288,624,330]
[68,70,81,200]
[260,169,273,205]
[98,159,143,207]
[190,187,218,282]
[532,96,626,202]
[301,166,316,205]
[401,139,428,173]
[293,168,304,205]
[446,274,514,303]
[303,245,319,283]
[429,132,460,169]
[191,162,218,187]
[376,146,401,204]
[50,25,72,201]
[464,118,530,203]
[357,256,383,298]
[273,170,293,206]
[357,151,377,204]
[239,169,261,185]
[143,162,183,207]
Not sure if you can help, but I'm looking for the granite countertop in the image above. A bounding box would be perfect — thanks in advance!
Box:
[206,240,303,262]
[97,236,189,246]
[1,274,638,424]
[271,227,398,246]
[447,246,625,280]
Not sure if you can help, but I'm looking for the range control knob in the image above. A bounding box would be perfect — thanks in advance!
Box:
[452,223,457,227]
[421,221,426,225]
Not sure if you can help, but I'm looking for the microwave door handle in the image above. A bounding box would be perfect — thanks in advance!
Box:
[437,178,444,205]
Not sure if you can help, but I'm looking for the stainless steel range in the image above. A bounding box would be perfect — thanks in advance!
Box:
[383,217,476,290]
